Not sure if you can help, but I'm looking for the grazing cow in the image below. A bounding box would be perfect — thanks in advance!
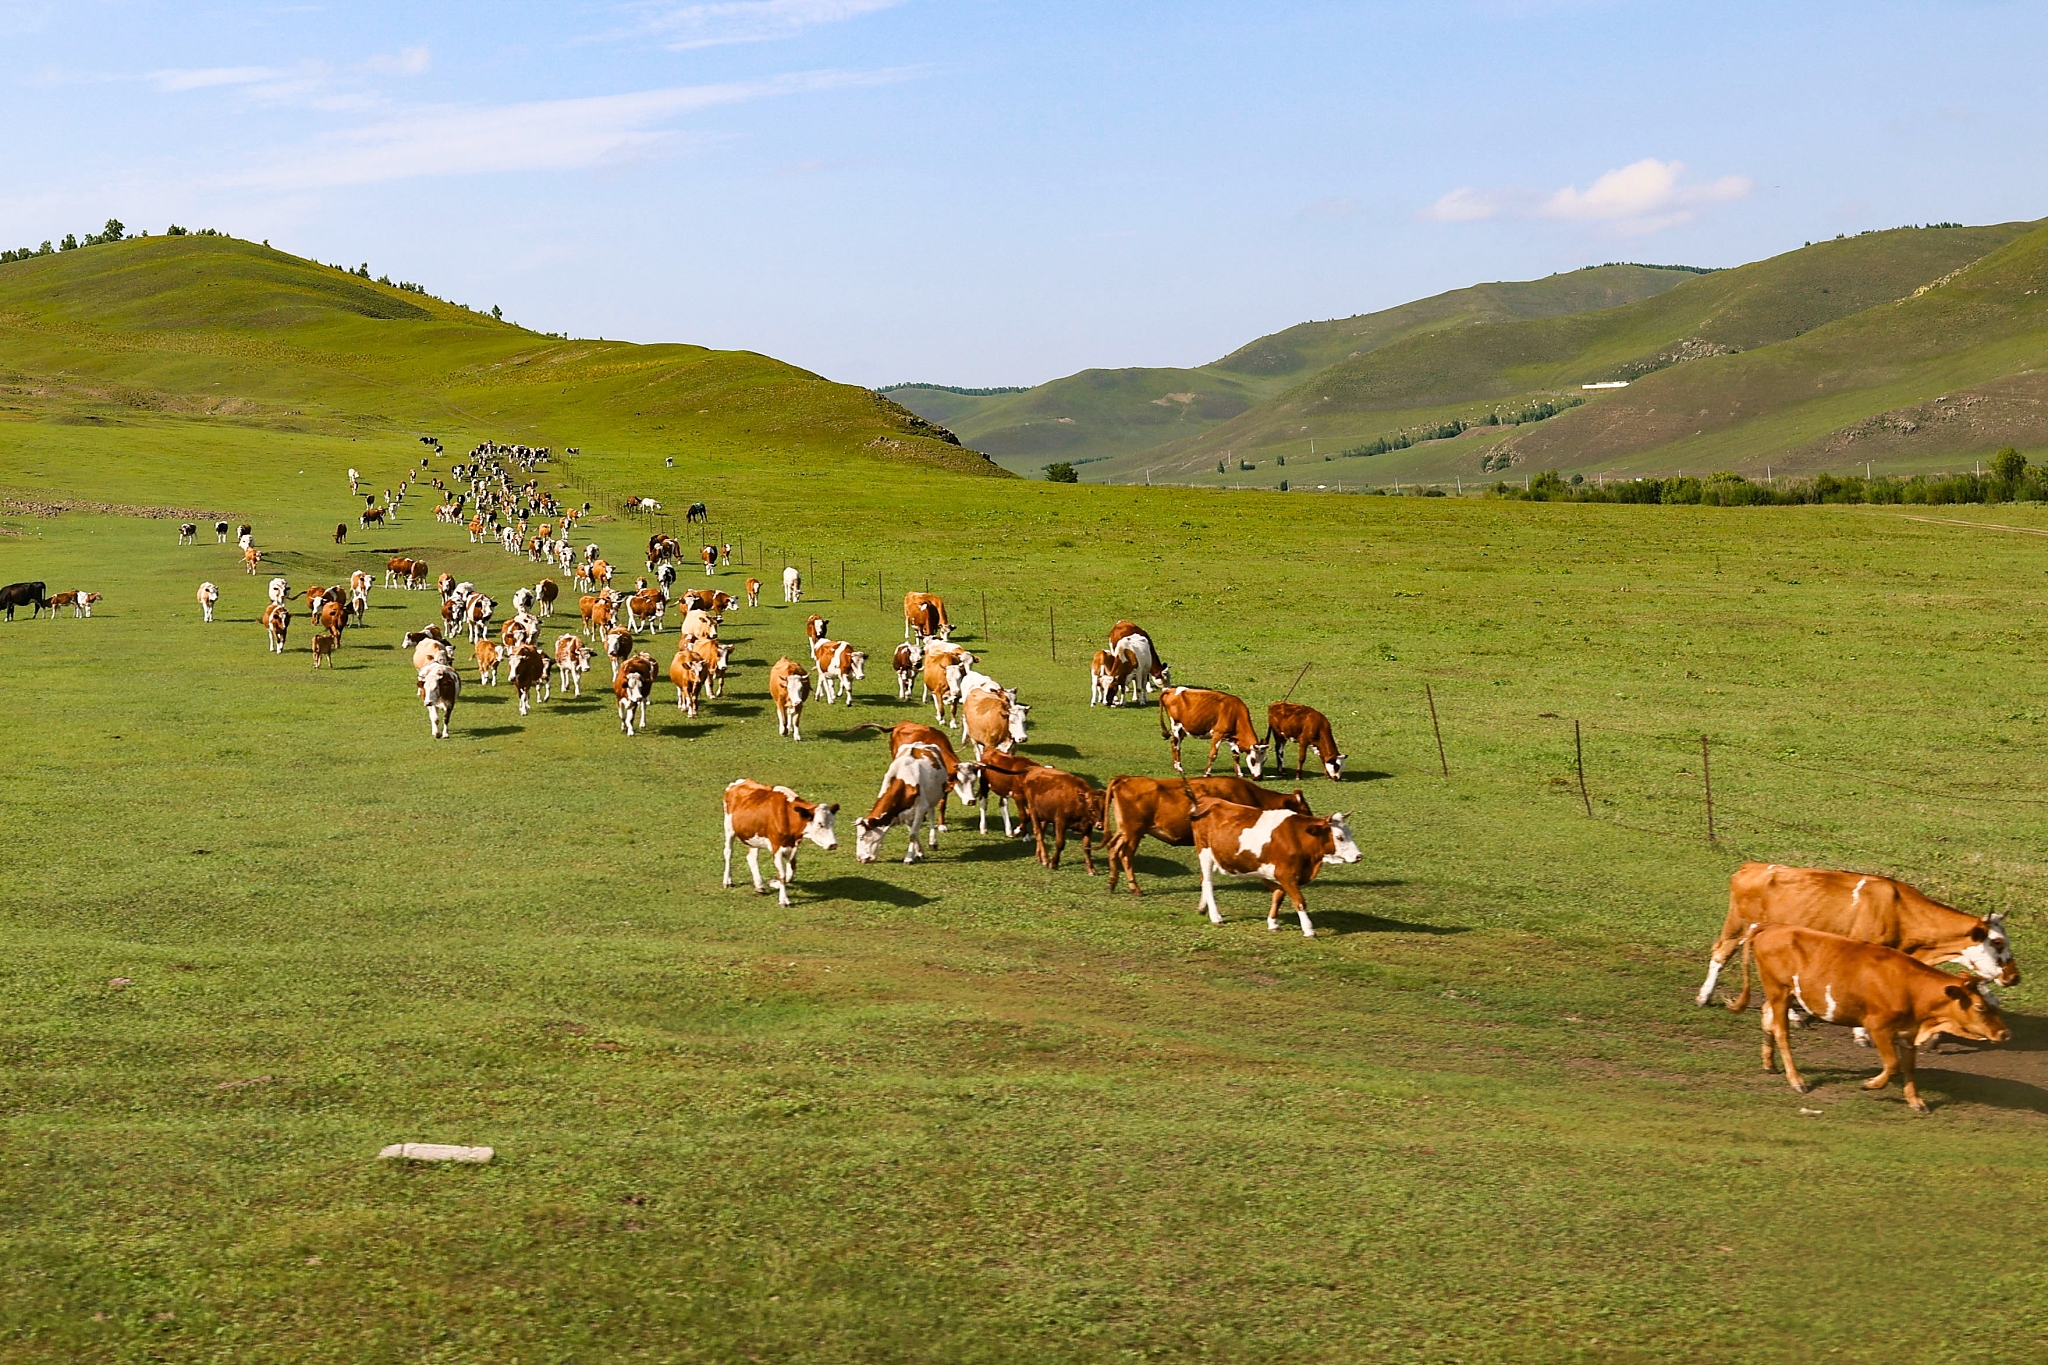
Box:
[1699,863,2020,1011]
[417,662,460,738]
[855,743,975,864]
[1107,621,1170,704]
[1188,790,1359,936]
[892,639,923,699]
[1103,777,1311,895]
[813,640,867,705]
[316,600,345,639]
[535,578,558,618]
[553,634,593,697]
[1089,649,1135,706]
[782,566,802,603]
[1265,702,1346,781]
[846,721,979,833]
[769,658,810,741]
[668,646,708,716]
[745,577,762,608]
[214,521,231,544]
[0,581,48,621]
[686,502,707,523]
[1160,687,1264,777]
[196,582,219,622]
[178,523,196,545]
[604,627,635,682]
[361,506,386,529]
[972,748,1042,836]
[1735,924,2011,1112]
[962,686,1029,757]
[474,639,502,686]
[722,780,840,907]
[311,633,336,668]
[701,545,717,576]
[508,645,550,714]
[45,591,78,616]
[615,652,657,735]
[334,522,348,544]
[902,592,951,643]
[804,614,830,645]
[1018,767,1107,873]
[242,547,262,574]
[628,588,665,633]
[262,603,291,653]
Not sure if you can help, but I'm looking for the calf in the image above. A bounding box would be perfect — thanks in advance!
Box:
[474,639,502,686]
[701,544,717,576]
[855,743,974,864]
[1701,863,2019,1008]
[783,566,802,603]
[1266,701,1346,780]
[553,634,593,697]
[1160,687,1264,777]
[262,603,291,653]
[722,779,840,907]
[75,590,104,616]
[746,577,762,608]
[508,645,550,715]
[1736,924,2011,1112]
[1187,791,1359,936]
[615,652,657,735]
[813,640,867,705]
[1019,767,1106,873]
[669,647,708,717]
[1104,777,1312,895]
[1089,648,1134,706]
[417,662,460,738]
[893,639,923,699]
[196,581,219,622]
[178,523,196,545]
[1108,621,1170,704]
[310,633,336,669]
[46,591,78,616]
[769,657,810,741]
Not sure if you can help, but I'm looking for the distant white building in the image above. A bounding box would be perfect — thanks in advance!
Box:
[1582,381,1630,389]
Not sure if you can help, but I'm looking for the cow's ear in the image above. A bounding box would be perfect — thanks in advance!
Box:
[826,803,840,814]
[1970,926,1989,941]
[1945,983,1972,1001]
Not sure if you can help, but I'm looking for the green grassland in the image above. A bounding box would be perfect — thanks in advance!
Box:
[5,243,2048,1363]
[884,265,1700,475]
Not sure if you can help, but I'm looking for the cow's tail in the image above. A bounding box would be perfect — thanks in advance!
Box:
[1158,694,1172,741]
[1728,922,1762,1013]
[841,722,892,738]
[1103,777,1128,845]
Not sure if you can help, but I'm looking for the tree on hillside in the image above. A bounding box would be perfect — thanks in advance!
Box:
[1043,462,1079,483]
[59,235,78,251]
[84,219,124,245]
[1994,446,2028,485]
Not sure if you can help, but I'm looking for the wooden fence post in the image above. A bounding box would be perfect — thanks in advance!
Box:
[981,589,989,641]
[1426,684,1448,778]
[1049,604,1057,662]
[1575,720,1592,817]
[1701,734,1715,840]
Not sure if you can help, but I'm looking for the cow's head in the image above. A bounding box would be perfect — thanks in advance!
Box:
[1322,750,1348,781]
[854,816,890,864]
[1006,702,1031,746]
[1318,813,1361,865]
[1959,912,2020,986]
[801,801,840,852]
[716,643,735,667]
[1917,980,2011,1049]
[1239,741,1265,779]
[950,761,983,808]
[848,651,868,681]
[786,671,809,705]
[1283,789,1314,816]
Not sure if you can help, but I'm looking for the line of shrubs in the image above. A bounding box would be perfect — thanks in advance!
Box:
[1497,449,2043,505]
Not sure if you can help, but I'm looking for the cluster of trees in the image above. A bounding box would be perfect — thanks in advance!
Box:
[880,383,1032,397]
[2,218,135,264]
[1042,462,1080,483]
[1497,449,2043,506]
[1591,260,1720,274]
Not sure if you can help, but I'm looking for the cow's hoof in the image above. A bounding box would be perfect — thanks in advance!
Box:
[1302,928,1316,938]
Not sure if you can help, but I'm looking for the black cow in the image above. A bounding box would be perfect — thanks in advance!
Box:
[686,502,708,524]
[214,521,231,543]
[0,581,48,621]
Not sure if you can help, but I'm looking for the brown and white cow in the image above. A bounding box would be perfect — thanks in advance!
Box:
[1266,701,1346,781]
[745,577,762,607]
[45,591,80,617]
[813,640,868,706]
[701,544,717,576]
[669,646,708,717]
[581,594,616,637]
[75,591,101,618]
[262,603,291,653]
[1735,924,2011,1112]
[722,779,839,907]
[508,644,550,714]
[197,582,219,622]
[553,634,593,696]
[474,638,502,686]
[804,614,830,645]
[615,651,657,735]
[847,721,980,833]
[417,661,460,738]
[854,743,978,864]
[961,686,1029,757]
[973,748,1042,836]
[1089,648,1135,706]
[1188,791,1359,936]
[604,626,635,682]
[1699,863,2019,1009]
[893,639,923,699]
[688,635,732,698]
[1103,776,1312,895]
[627,588,666,633]
[1107,620,1170,704]
[243,546,263,573]
[1160,687,1264,778]
[1018,767,1106,873]
[903,591,951,643]
[769,657,810,741]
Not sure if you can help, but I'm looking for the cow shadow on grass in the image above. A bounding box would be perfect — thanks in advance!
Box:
[805,876,936,908]
[1917,1070,2048,1114]
[1025,743,1084,759]
[466,725,525,738]
[952,838,1039,863]
[466,692,509,705]
[713,702,765,717]
[358,643,395,652]
[1295,905,1470,937]
[653,723,715,740]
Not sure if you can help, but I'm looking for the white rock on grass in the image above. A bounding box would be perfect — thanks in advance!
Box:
[377,1143,494,1163]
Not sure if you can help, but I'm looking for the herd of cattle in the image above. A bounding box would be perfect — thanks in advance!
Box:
[85,446,2017,1112]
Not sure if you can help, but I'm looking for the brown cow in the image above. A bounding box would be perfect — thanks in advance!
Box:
[1160,687,1264,777]
[310,633,336,669]
[474,638,502,686]
[690,635,733,698]
[723,779,839,907]
[1018,767,1106,873]
[669,646,707,717]
[1700,863,2019,1008]
[974,748,1042,836]
[535,578,559,617]
[1735,924,2011,1111]
[627,588,665,633]
[615,651,657,735]
[1089,648,1134,706]
[604,626,635,681]
[1188,791,1359,936]
[848,722,974,831]
[962,686,1029,757]
[920,643,976,725]
[903,591,950,642]
[316,600,347,641]
[508,644,550,714]
[769,657,810,741]
[1106,620,1170,703]
[1104,777,1312,894]
[745,577,762,608]
[262,603,291,653]
[893,640,923,699]
[1265,701,1346,781]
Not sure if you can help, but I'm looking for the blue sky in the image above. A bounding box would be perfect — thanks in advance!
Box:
[4,1,2046,387]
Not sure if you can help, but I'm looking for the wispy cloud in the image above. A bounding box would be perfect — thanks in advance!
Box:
[1425,158,1751,234]
[150,65,290,92]
[620,0,904,50]
[362,45,431,76]
[220,67,920,191]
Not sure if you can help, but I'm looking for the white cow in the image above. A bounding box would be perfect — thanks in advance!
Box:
[197,582,218,622]
[417,663,460,739]
[783,566,802,603]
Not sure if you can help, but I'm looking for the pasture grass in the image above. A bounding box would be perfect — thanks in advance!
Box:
[2,419,2048,1363]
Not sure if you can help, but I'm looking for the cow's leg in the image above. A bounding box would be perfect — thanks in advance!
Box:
[1695,939,1739,1006]
[1196,849,1224,924]
[903,822,923,864]
[1031,813,1049,867]
[745,845,767,894]
[722,822,737,888]
[770,847,794,906]
[1049,817,1066,870]
[1170,734,1184,772]
[1894,1036,1925,1112]
[1203,735,1223,777]
[1081,827,1097,877]
[1764,988,1807,1093]
[1863,1029,1913,1105]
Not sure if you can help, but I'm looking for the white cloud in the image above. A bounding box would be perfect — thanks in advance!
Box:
[363,46,432,76]
[150,65,289,92]
[628,0,904,50]
[1425,158,1750,234]
[219,67,920,191]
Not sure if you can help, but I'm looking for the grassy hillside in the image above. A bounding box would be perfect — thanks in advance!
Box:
[885,265,1701,474]
[0,234,1003,479]
[1107,221,2036,486]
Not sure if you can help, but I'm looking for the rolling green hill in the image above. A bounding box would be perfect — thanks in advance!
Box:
[883,264,1703,474]
[1105,220,2037,486]
[0,234,1002,480]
